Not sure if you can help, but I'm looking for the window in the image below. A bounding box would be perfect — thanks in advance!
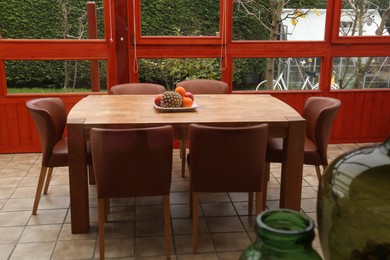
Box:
[5,60,107,94]
[233,57,322,91]
[140,0,220,36]
[233,2,323,41]
[0,0,105,39]
[339,0,390,37]
[138,58,221,89]
[333,56,390,89]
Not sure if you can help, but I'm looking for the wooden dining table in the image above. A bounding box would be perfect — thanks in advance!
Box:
[67,94,305,234]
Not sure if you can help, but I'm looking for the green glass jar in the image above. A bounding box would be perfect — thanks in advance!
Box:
[317,137,390,260]
[240,209,322,260]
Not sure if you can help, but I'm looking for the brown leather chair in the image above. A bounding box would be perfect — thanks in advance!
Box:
[188,123,268,254]
[266,96,341,180]
[109,83,165,94]
[90,126,173,260]
[26,97,93,215]
[176,79,228,94]
[175,79,229,178]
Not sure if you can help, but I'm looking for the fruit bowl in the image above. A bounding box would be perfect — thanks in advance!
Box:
[153,102,199,112]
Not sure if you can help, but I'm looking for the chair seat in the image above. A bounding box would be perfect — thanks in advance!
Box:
[48,138,68,167]
[266,136,322,166]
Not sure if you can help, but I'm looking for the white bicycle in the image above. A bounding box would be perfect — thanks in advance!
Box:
[312,75,340,90]
[256,70,340,91]
[255,72,288,91]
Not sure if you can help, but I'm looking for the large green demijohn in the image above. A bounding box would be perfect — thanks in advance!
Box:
[317,137,390,260]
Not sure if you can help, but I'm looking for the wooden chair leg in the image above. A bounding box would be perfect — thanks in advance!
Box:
[192,192,199,254]
[98,199,105,260]
[88,165,96,185]
[163,195,171,259]
[181,138,186,178]
[262,174,268,211]
[32,166,48,215]
[265,162,271,181]
[248,192,253,216]
[255,191,263,215]
[43,167,54,194]
[315,165,322,181]
[189,180,193,217]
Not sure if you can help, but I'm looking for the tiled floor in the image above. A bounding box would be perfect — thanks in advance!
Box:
[0,143,371,259]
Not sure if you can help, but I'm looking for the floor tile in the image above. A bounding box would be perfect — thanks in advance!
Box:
[0,144,355,259]
[0,211,31,227]
[10,242,55,260]
[52,240,96,260]
[0,244,14,260]
[19,224,62,243]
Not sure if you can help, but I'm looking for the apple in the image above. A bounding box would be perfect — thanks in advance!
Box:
[184,92,194,101]
[154,94,163,106]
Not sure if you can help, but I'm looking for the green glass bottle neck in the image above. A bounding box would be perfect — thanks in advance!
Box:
[256,209,315,250]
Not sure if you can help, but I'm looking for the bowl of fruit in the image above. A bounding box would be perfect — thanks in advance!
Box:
[153,86,198,112]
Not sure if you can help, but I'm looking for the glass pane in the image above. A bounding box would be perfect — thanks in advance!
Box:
[141,0,220,36]
[333,56,390,89]
[233,57,322,91]
[233,1,324,40]
[0,0,105,39]
[5,60,107,93]
[138,58,221,90]
[339,0,390,36]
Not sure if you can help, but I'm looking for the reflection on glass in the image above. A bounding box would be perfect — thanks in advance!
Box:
[340,0,390,36]
[233,57,321,91]
[138,58,221,90]
[0,0,105,39]
[5,60,107,93]
[333,56,390,89]
[140,0,220,36]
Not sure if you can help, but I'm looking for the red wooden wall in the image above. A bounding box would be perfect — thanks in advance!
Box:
[1,90,389,153]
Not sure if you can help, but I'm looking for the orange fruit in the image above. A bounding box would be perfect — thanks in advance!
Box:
[175,86,186,97]
[182,97,193,107]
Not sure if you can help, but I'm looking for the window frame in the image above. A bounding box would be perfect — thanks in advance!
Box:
[330,0,390,44]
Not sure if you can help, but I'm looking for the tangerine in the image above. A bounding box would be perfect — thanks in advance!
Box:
[182,97,193,107]
[175,86,186,97]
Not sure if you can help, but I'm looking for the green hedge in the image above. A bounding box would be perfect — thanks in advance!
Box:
[1,0,284,90]
[0,0,105,89]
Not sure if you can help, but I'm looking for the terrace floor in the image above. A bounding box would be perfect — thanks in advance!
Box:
[0,143,371,259]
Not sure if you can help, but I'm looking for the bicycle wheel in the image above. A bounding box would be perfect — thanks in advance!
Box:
[312,83,340,90]
[331,83,340,90]
[255,80,282,91]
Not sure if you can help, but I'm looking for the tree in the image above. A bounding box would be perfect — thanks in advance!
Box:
[234,0,317,90]
[338,0,390,89]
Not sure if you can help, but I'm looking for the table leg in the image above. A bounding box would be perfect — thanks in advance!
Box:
[68,120,90,233]
[279,118,305,210]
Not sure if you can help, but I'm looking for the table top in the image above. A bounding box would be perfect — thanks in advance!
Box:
[68,94,303,127]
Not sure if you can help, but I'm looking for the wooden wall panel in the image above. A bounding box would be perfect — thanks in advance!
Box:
[0,104,9,147]
[0,92,389,153]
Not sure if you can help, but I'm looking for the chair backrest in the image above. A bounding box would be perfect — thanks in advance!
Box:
[109,83,166,95]
[176,79,229,94]
[90,126,173,199]
[189,123,268,192]
[26,98,67,166]
[303,97,341,164]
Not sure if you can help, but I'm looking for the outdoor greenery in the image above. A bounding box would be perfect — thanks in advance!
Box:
[0,0,105,91]
[0,0,389,92]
